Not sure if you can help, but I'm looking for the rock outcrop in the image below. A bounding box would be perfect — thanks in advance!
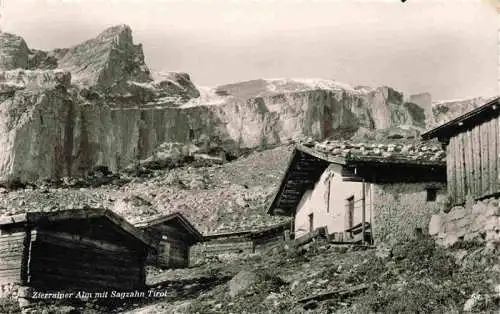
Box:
[431,96,495,127]
[52,24,152,94]
[0,71,74,181]
[0,25,490,181]
[0,33,30,70]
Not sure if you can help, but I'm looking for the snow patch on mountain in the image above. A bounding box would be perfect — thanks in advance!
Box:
[263,78,360,94]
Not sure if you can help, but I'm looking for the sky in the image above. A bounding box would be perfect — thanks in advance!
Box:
[2,0,498,101]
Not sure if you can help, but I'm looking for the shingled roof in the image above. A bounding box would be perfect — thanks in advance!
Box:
[0,208,154,247]
[267,139,446,216]
[300,139,446,165]
[134,212,203,243]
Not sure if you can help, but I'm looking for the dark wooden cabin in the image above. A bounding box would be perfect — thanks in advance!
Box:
[201,221,291,253]
[0,208,152,293]
[135,213,203,268]
[422,97,500,205]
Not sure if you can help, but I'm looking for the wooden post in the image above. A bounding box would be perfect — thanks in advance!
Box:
[361,179,366,245]
[20,226,32,286]
[284,230,291,242]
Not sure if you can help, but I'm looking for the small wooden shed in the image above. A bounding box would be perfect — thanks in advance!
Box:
[0,208,152,293]
[192,221,292,261]
[422,96,500,205]
[136,212,203,268]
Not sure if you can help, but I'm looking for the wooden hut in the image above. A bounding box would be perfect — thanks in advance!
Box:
[422,96,500,205]
[0,208,152,293]
[191,221,291,263]
[135,213,203,268]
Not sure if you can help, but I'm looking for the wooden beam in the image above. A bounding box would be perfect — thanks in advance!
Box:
[466,129,475,197]
[361,180,366,245]
[472,125,481,199]
[285,180,316,186]
[497,117,500,191]
[0,214,28,227]
[278,199,301,205]
[489,118,498,195]
[20,228,31,285]
[480,122,490,197]
[341,177,364,182]
[282,190,302,196]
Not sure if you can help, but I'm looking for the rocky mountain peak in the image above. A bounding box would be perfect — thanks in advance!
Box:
[53,24,152,93]
[95,24,132,43]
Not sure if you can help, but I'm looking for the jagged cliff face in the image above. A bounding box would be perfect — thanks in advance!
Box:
[0,25,485,181]
[0,70,74,181]
[431,97,495,127]
[0,33,30,70]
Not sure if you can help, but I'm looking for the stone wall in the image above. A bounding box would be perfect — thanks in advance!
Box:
[429,197,500,248]
[372,182,447,245]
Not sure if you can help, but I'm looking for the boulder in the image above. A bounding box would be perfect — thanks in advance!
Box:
[449,206,467,221]
[463,293,484,312]
[440,233,459,248]
[428,214,442,236]
[228,270,259,297]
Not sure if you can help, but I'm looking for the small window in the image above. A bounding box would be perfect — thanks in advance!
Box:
[346,196,354,229]
[308,213,314,232]
[426,188,438,202]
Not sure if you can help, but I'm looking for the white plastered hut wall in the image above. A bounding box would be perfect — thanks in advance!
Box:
[294,164,374,238]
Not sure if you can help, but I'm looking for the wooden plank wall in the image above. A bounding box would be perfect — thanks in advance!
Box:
[0,229,25,285]
[194,241,254,255]
[162,239,189,268]
[29,231,145,291]
[448,117,500,204]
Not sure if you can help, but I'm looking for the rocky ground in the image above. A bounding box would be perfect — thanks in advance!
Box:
[0,144,293,234]
[7,235,497,314]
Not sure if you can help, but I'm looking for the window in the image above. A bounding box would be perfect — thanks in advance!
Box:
[308,213,314,232]
[346,196,354,229]
[426,188,438,202]
[188,129,195,141]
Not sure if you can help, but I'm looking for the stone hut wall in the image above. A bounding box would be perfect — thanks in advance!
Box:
[372,182,447,244]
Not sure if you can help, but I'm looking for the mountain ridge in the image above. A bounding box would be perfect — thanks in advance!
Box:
[0,24,491,182]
